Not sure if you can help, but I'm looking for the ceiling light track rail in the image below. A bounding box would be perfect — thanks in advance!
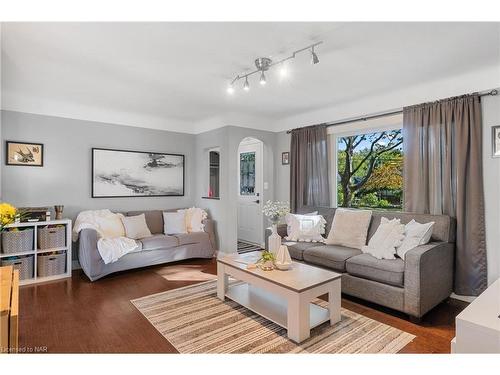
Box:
[227,41,323,93]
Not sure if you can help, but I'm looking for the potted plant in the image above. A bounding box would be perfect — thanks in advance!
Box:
[0,203,21,232]
[258,250,275,271]
[262,200,290,254]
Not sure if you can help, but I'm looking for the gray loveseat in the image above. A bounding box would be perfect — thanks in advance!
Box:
[266,206,455,320]
[78,209,216,281]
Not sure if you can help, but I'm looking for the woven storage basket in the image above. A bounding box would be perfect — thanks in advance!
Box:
[1,228,34,254]
[1,255,34,280]
[38,226,65,249]
[37,252,66,277]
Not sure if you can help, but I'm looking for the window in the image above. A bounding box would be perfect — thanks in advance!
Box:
[239,151,256,195]
[336,129,403,210]
[207,149,220,198]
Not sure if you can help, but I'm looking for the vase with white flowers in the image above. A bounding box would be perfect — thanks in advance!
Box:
[262,200,290,254]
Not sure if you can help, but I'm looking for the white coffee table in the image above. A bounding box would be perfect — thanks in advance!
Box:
[217,252,342,343]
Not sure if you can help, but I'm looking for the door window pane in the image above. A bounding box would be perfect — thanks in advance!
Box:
[240,152,255,195]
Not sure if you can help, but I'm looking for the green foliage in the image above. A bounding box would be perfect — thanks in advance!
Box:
[359,193,379,207]
[378,199,391,208]
[259,250,275,262]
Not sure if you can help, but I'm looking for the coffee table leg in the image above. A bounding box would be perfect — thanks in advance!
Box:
[287,293,310,343]
[217,262,228,301]
[328,279,341,325]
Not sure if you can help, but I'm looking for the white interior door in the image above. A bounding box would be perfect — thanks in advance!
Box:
[237,140,264,246]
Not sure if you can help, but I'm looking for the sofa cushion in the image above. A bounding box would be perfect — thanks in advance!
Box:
[127,210,164,235]
[303,245,362,272]
[282,241,320,260]
[346,253,405,287]
[140,234,179,251]
[174,232,210,246]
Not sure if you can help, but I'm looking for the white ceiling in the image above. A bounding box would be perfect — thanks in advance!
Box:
[1,22,499,133]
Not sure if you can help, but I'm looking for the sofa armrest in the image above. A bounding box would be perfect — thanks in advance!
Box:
[404,242,454,318]
[203,219,217,252]
[264,224,287,250]
[78,228,105,281]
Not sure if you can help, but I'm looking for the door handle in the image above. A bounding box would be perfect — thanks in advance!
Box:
[254,199,260,204]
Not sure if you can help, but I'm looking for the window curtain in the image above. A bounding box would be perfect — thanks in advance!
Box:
[403,94,487,296]
[290,125,330,212]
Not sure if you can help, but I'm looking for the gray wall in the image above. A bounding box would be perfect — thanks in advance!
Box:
[274,131,291,202]
[1,110,197,221]
[195,125,277,253]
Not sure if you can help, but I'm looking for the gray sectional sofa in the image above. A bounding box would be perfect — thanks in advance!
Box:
[78,209,216,281]
[265,206,456,319]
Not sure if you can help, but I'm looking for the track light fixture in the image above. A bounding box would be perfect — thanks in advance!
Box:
[259,71,266,85]
[226,41,322,94]
[311,45,319,65]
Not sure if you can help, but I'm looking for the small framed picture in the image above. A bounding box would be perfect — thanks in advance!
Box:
[282,151,290,165]
[493,126,500,158]
[6,141,44,167]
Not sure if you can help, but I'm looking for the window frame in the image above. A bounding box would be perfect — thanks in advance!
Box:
[329,115,403,208]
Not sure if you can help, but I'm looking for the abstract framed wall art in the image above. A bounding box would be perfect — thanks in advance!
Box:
[6,141,44,167]
[92,148,184,197]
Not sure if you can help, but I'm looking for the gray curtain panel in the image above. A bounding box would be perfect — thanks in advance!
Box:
[403,94,487,296]
[290,125,330,212]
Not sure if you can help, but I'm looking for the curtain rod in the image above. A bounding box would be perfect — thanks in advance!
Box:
[285,89,498,134]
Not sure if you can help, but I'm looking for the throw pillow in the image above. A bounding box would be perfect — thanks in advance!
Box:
[178,207,208,232]
[325,208,372,249]
[121,214,152,240]
[164,211,188,235]
[396,219,435,259]
[361,217,405,259]
[284,213,326,242]
[95,211,126,239]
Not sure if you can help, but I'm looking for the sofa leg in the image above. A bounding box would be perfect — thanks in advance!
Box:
[409,315,422,324]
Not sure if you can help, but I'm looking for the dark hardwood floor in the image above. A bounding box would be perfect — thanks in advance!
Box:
[18,258,467,353]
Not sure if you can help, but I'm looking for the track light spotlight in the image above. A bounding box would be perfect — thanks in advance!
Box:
[311,46,319,65]
[279,62,288,78]
[226,83,234,94]
[260,71,266,85]
[243,77,250,91]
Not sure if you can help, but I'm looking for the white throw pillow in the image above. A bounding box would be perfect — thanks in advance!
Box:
[396,219,435,259]
[121,214,152,240]
[178,207,208,232]
[285,213,326,242]
[325,208,372,249]
[164,211,188,235]
[362,217,405,259]
[95,212,126,239]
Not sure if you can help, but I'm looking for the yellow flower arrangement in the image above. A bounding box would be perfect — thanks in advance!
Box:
[0,202,19,231]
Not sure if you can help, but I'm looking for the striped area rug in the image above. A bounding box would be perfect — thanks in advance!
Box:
[237,240,262,254]
[131,281,415,354]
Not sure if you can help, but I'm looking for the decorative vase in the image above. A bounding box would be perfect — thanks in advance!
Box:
[54,205,64,220]
[274,245,292,270]
[268,223,282,254]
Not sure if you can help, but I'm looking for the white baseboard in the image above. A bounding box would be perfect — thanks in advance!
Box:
[450,293,476,303]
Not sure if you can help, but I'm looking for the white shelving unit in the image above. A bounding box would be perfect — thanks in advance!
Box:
[0,219,72,285]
